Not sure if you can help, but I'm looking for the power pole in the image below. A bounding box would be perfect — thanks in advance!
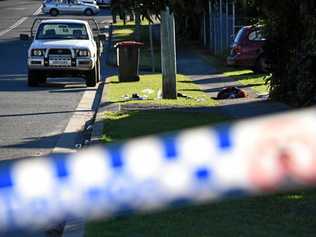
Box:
[161,7,177,99]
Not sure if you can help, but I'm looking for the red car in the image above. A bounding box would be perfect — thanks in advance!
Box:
[227,25,268,73]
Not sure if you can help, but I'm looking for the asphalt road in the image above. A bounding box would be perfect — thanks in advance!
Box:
[0,1,113,236]
[0,0,41,32]
[0,2,112,160]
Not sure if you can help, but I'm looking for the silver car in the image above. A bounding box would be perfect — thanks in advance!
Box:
[42,0,100,16]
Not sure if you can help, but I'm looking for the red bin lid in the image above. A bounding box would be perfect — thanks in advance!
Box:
[115,41,144,48]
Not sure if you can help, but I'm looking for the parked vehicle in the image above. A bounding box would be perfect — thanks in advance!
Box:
[42,0,99,16]
[96,0,111,8]
[81,0,97,4]
[24,18,105,87]
[227,25,269,73]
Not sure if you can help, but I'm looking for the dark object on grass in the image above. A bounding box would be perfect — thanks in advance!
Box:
[177,92,188,98]
[217,86,247,99]
[132,93,140,99]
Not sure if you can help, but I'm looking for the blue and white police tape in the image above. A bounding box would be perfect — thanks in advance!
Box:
[1,108,316,232]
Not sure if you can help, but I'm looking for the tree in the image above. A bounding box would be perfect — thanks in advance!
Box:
[252,0,316,106]
[110,0,211,37]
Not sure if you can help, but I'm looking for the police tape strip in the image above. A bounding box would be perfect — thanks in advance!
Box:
[1,108,316,232]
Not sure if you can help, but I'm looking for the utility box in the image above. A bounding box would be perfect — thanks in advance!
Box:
[115,41,144,82]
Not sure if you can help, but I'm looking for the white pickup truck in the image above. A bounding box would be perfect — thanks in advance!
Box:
[25,18,105,87]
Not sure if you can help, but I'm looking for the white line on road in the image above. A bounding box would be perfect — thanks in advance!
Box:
[6,7,28,11]
[0,16,28,37]
[0,5,41,37]
[33,6,42,16]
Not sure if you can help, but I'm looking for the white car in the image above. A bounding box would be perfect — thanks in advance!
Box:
[42,0,99,16]
[81,0,97,5]
[26,19,104,87]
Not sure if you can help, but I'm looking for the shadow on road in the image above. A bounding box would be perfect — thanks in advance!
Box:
[0,109,91,118]
[0,131,79,150]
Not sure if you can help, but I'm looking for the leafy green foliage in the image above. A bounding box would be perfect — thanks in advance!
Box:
[253,0,316,106]
[110,0,211,39]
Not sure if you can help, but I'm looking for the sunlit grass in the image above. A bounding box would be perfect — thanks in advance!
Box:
[113,19,151,27]
[223,69,270,95]
[112,29,134,38]
[105,74,216,107]
[286,194,304,200]
[223,69,253,77]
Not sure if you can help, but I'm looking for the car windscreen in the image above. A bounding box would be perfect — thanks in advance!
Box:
[234,28,246,43]
[248,29,266,41]
[36,23,89,40]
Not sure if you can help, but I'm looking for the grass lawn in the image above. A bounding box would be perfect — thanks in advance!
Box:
[113,19,151,27]
[105,74,216,107]
[86,68,315,237]
[101,110,228,143]
[85,23,312,237]
[223,70,270,95]
[86,189,316,237]
[86,109,316,237]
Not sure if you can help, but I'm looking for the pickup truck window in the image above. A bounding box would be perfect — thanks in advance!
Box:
[36,23,89,40]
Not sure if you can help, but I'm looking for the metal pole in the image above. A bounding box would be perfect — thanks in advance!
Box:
[232,0,236,39]
[226,0,229,50]
[219,0,223,53]
[134,8,141,41]
[214,1,217,54]
[203,13,207,47]
[208,1,213,51]
[149,24,155,73]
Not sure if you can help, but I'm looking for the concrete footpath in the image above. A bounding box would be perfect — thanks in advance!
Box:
[177,49,289,119]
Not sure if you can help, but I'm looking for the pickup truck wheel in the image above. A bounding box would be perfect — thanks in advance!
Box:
[86,67,97,87]
[50,9,59,16]
[84,9,93,16]
[28,70,39,87]
[39,75,47,84]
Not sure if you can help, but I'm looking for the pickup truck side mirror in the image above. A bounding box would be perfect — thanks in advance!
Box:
[98,34,107,41]
[20,34,30,41]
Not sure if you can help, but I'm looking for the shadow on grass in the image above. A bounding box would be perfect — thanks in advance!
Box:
[87,104,313,237]
[230,72,269,81]
[100,109,229,143]
[180,83,264,93]
[99,98,290,144]
[105,81,121,84]
[86,189,316,237]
